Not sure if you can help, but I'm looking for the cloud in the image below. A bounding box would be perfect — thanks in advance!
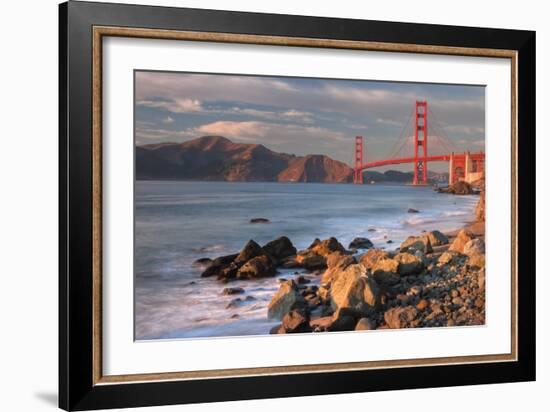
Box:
[137,98,203,113]
[135,126,195,144]
[195,121,268,138]
[162,116,174,124]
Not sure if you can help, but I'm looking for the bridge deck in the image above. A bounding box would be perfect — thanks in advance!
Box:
[358,153,485,170]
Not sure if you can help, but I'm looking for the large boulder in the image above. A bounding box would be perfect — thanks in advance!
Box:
[295,251,327,270]
[236,255,276,279]
[393,252,424,275]
[309,237,346,257]
[281,309,311,333]
[235,240,266,264]
[348,237,374,250]
[426,230,449,247]
[463,238,485,256]
[321,252,356,285]
[449,229,475,253]
[371,257,400,285]
[268,280,306,320]
[330,264,381,314]
[359,249,390,270]
[262,236,297,262]
[400,235,433,254]
[200,253,238,277]
[384,306,418,329]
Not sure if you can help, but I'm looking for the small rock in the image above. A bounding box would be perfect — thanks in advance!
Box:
[226,298,243,309]
[408,208,420,213]
[221,287,245,295]
[348,237,374,249]
[384,306,418,329]
[438,251,460,265]
[400,235,433,254]
[416,299,429,311]
[355,317,376,331]
[282,309,311,333]
[250,218,270,224]
[295,275,311,285]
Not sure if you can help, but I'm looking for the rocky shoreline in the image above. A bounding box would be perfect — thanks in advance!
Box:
[195,191,486,335]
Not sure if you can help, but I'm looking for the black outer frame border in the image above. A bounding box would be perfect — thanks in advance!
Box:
[59,1,536,410]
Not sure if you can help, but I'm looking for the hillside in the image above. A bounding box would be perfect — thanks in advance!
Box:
[136,136,354,183]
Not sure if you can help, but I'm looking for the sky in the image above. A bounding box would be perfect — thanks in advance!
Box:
[135,71,485,172]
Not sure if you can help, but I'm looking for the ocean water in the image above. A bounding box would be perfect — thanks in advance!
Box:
[135,181,478,340]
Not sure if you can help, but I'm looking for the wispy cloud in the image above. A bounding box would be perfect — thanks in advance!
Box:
[137,98,204,113]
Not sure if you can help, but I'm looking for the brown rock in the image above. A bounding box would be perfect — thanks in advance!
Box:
[295,251,327,270]
[221,287,245,295]
[200,253,238,277]
[236,255,276,279]
[262,236,297,262]
[348,237,374,249]
[468,253,485,268]
[438,250,460,266]
[359,249,390,270]
[250,218,270,224]
[330,264,381,313]
[449,229,475,253]
[426,230,449,246]
[416,299,429,311]
[282,309,312,333]
[463,238,485,256]
[321,252,356,284]
[394,252,424,275]
[267,280,306,320]
[400,236,433,254]
[355,317,376,331]
[269,324,286,334]
[309,237,346,257]
[309,316,334,332]
[235,240,266,264]
[384,306,418,329]
[372,257,400,285]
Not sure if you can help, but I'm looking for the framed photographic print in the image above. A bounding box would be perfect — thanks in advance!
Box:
[59,1,536,410]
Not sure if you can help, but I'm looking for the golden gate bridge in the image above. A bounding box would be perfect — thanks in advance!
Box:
[353,100,485,186]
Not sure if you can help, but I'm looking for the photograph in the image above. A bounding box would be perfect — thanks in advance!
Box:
[134,71,487,340]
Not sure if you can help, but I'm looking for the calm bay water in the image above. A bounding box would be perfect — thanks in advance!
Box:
[135,181,478,340]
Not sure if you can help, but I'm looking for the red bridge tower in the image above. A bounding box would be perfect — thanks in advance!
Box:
[353,136,364,184]
[413,100,428,185]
